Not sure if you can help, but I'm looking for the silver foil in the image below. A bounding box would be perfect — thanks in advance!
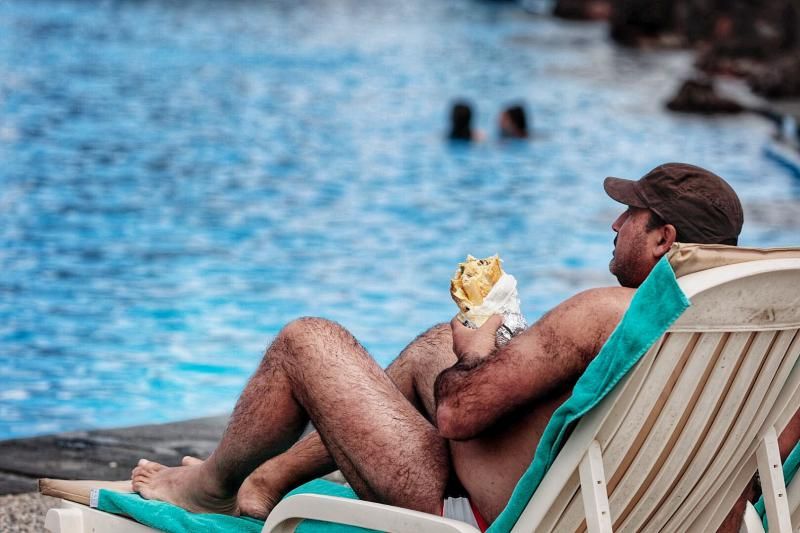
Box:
[461,311,528,346]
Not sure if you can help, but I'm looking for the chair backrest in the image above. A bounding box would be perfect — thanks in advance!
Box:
[515,259,800,532]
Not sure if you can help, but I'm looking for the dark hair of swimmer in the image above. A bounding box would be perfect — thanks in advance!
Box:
[501,105,528,138]
[449,102,474,141]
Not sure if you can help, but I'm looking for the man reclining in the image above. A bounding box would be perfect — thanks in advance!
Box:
[131,163,797,531]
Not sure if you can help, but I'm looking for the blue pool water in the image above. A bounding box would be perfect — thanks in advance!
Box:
[2,0,799,440]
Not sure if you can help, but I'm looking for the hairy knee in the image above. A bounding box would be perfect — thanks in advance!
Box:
[401,323,455,376]
[402,323,451,358]
[281,316,334,342]
[264,317,324,361]
[278,316,342,345]
[272,317,356,362]
[428,322,451,338]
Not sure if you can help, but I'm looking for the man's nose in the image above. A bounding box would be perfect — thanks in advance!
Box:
[611,212,625,232]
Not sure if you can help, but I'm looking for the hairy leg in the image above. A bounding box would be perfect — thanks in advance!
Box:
[388,323,457,421]
[778,409,800,459]
[716,479,758,533]
[184,322,457,518]
[133,317,449,514]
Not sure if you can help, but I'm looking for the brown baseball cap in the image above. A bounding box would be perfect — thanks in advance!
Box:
[604,163,743,244]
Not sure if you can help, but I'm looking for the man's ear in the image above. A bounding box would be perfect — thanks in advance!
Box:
[654,224,677,257]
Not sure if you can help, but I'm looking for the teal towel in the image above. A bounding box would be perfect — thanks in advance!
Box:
[754,439,800,531]
[98,478,371,533]
[97,490,264,533]
[97,256,688,533]
[488,256,689,532]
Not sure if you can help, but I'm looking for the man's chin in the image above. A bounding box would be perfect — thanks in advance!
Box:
[609,261,637,288]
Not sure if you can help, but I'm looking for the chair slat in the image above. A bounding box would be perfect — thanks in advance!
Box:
[508,261,800,533]
[789,472,800,527]
[521,335,677,532]
[553,328,800,532]
[675,330,800,531]
[695,455,758,533]
[662,329,800,531]
[642,330,785,531]
[607,333,738,530]
[603,333,701,494]
[552,333,707,532]
[619,331,767,530]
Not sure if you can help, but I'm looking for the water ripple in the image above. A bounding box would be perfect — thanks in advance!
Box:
[0,0,797,439]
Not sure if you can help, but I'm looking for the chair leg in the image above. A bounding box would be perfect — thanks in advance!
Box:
[579,440,613,533]
[756,427,792,533]
[44,507,84,532]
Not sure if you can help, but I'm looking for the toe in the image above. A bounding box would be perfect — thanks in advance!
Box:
[136,460,167,475]
[132,465,151,478]
[132,478,142,492]
[181,456,203,466]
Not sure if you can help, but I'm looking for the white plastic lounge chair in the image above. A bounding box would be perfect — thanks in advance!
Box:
[43,247,800,533]
[265,252,800,533]
[40,475,479,532]
[40,479,156,532]
[740,452,800,532]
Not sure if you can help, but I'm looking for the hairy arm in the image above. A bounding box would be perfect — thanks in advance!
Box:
[434,287,634,440]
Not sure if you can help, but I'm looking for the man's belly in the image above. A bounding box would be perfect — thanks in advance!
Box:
[448,389,571,524]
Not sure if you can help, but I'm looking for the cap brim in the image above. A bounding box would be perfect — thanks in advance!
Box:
[603,177,647,208]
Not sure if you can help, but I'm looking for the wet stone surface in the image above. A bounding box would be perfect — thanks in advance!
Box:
[0,415,228,495]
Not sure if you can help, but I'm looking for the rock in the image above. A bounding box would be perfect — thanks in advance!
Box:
[609,0,676,46]
[695,1,799,75]
[553,0,611,20]
[748,55,800,99]
[0,416,228,495]
[666,78,744,114]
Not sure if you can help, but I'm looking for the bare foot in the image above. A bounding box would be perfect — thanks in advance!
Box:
[131,458,238,515]
[181,455,283,519]
[236,472,283,519]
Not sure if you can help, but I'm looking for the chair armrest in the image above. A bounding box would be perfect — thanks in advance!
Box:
[262,494,482,533]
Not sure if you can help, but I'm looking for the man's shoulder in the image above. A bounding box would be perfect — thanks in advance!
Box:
[560,286,636,314]
[543,286,635,354]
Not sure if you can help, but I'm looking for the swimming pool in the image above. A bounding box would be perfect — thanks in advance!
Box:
[1,0,799,440]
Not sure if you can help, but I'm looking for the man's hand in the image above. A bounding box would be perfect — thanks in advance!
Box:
[450,314,504,362]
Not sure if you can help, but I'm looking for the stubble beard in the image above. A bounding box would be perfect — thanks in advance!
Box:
[609,234,647,288]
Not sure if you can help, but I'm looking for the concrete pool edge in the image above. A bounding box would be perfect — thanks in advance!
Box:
[0,417,348,531]
[0,415,230,495]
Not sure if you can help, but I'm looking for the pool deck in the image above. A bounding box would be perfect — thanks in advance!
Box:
[0,415,229,496]
[0,416,229,530]
[0,416,347,531]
